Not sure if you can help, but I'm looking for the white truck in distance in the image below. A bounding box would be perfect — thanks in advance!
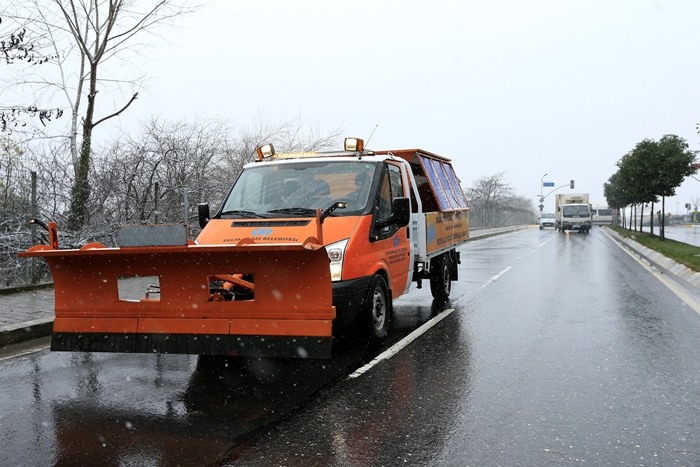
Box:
[555,193,592,233]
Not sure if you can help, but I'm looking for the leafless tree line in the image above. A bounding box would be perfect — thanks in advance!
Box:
[465,172,537,228]
[1,116,345,287]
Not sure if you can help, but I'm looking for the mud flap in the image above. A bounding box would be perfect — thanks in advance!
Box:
[19,241,335,358]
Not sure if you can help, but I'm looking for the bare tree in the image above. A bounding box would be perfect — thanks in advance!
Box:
[90,115,345,235]
[220,113,347,177]
[503,193,536,212]
[1,0,201,229]
[92,118,232,228]
[0,16,63,132]
[466,172,513,212]
[465,172,536,228]
[0,136,55,286]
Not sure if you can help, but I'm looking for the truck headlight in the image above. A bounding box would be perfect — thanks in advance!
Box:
[326,239,349,282]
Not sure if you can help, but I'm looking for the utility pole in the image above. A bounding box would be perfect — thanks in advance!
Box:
[539,173,548,213]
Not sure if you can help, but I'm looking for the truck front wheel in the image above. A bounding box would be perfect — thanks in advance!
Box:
[362,275,390,340]
[430,253,452,300]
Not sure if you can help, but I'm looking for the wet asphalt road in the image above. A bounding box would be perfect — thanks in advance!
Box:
[3,226,700,466]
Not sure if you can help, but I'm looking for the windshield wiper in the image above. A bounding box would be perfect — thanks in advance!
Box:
[267,207,317,217]
[220,210,262,218]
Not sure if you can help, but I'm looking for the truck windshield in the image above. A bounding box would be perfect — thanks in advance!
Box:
[562,205,591,217]
[220,161,378,218]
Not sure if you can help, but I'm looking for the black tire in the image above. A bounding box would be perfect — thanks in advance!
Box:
[430,253,452,300]
[362,275,390,340]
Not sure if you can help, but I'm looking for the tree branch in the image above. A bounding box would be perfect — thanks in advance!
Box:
[92,91,138,127]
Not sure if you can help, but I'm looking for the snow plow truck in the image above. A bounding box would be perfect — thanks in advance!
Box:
[18,138,470,359]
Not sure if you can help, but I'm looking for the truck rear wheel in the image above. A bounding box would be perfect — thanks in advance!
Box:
[362,275,390,340]
[430,253,452,300]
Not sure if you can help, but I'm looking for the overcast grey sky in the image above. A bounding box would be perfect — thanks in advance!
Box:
[119,1,700,213]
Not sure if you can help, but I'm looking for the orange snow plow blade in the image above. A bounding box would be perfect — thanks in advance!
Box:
[19,239,335,358]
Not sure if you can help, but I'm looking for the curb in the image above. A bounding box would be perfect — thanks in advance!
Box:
[0,282,54,296]
[0,317,54,348]
[602,227,700,293]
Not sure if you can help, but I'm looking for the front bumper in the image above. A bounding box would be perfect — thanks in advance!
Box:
[562,222,590,230]
[51,332,330,358]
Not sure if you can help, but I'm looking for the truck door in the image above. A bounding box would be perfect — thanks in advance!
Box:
[372,162,411,298]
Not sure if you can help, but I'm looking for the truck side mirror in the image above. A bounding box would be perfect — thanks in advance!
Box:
[393,197,411,227]
[375,197,410,229]
[198,203,210,229]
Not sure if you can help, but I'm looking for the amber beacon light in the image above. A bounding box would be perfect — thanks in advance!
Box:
[344,137,364,152]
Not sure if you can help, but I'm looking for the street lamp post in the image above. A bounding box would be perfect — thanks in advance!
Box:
[539,173,547,212]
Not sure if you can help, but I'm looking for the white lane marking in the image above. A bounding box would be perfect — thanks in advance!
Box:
[460,235,555,298]
[602,229,700,315]
[480,266,511,289]
[516,235,555,262]
[348,308,455,379]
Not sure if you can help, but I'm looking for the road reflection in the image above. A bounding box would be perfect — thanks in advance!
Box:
[216,307,472,466]
[46,299,449,466]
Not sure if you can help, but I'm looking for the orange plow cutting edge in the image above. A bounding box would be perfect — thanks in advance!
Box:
[19,241,335,358]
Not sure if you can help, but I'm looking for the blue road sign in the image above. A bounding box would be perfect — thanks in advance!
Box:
[543,182,555,187]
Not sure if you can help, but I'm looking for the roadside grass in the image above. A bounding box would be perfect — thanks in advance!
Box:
[609,225,700,272]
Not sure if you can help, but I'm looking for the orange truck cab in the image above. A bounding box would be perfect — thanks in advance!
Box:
[19,138,470,359]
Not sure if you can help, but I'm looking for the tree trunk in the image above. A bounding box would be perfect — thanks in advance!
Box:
[68,62,98,230]
[661,196,666,241]
[628,205,632,229]
[69,50,87,175]
[650,202,654,237]
[640,204,644,232]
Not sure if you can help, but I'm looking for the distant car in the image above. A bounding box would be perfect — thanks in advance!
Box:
[539,212,555,229]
